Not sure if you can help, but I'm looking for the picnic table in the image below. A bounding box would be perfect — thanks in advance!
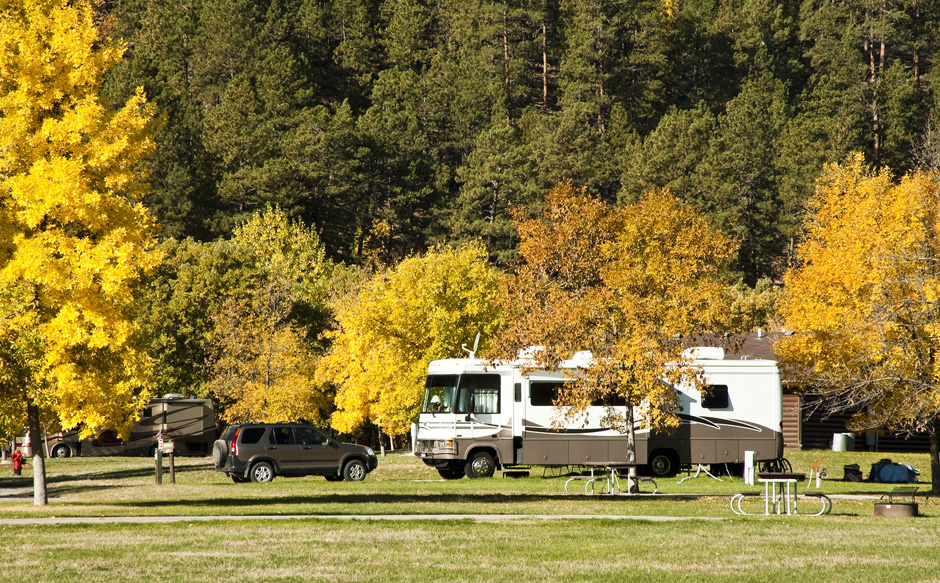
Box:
[757,472,805,515]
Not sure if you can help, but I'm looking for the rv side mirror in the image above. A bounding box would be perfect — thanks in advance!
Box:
[464,414,471,422]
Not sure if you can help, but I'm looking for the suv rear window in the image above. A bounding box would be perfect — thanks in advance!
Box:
[239,427,266,444]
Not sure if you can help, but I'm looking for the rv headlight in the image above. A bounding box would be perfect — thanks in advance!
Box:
[436,439,455,450]
[366,447,375,456]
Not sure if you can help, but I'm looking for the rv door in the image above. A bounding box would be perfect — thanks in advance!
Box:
[455,374,502,439]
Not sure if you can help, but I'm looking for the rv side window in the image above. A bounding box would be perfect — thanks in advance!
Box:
[592,394,627,407]
[457,374,501,414]
[702,385,730,409]
[530,381,566,407]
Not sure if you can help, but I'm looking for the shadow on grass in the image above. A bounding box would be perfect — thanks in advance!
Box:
[112,492,608,510]
[40,465,211,496]
[49,463,208,483]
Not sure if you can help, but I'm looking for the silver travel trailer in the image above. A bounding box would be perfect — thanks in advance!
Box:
[17,395,216,458]
[414,348,783,479]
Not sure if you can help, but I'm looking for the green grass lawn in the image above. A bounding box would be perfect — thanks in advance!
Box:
[1,450,938,582]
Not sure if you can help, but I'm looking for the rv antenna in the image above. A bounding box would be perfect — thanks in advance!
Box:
[462,333,481,359]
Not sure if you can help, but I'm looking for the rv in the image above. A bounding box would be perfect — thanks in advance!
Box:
[414,348,783,479]
[18,395,216,458]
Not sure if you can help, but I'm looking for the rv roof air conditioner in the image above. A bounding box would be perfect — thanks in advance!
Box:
[682,347,725,360]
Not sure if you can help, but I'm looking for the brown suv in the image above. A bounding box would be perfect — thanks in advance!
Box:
[213,423,378,483]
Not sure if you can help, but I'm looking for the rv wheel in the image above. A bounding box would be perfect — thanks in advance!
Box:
[437,467,466,480]
[51,444,72,458]
[465,451,496,479]
[649,451,678,478]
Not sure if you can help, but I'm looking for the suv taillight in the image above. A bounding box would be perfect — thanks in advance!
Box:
[231,427,241,456]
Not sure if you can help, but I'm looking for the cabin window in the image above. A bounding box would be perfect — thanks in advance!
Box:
[529,381,566,407]
[702,385,730,409]
[456,374,501,414]
[530,381,626,407]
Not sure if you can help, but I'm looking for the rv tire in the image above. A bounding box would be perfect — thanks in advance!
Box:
[437,467,466,480]
[465,451,496,479]
[649,450,679,478]
[51,444,72,458]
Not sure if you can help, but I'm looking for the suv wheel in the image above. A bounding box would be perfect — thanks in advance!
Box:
[343,459,367,482]
[212,440,229,467]
[250,461,275,483]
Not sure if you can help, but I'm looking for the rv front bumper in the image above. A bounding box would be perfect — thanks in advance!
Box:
[415,439,457,458]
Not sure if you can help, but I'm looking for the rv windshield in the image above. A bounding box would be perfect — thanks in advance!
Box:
[424,375,458,413]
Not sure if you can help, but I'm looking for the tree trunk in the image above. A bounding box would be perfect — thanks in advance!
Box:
[26,400,47,506]
[930,420,940,495]
[541,21,548,109]
[625,404,637,482]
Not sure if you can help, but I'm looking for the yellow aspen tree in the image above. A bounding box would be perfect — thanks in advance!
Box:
[207,207,332,425]
[492,183,740,476]
[0,0,160,505]
[777,154,940,493]
[318,243,503,439]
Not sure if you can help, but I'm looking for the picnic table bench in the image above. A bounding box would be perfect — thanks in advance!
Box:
[563,463,657,495]
[731,489,832,516]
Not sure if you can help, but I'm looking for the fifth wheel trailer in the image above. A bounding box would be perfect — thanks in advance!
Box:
[415,348,783,479]
[17,395,216,458]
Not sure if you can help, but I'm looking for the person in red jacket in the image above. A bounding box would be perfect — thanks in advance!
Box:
[10,449,23,476]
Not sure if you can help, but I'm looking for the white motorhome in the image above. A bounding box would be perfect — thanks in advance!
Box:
[415,348,783,479]
[17,395,216,458]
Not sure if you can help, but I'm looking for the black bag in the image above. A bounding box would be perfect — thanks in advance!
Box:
[843,463,863,482]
